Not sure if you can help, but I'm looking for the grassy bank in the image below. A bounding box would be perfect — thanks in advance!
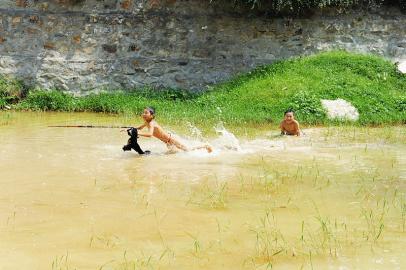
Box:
[1,51,405,126]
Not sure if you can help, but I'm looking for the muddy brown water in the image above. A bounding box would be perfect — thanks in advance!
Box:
[0,112,405,270]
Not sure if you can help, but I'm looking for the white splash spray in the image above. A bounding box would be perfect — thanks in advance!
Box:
[212,122,242,151]
[186,121,203,141]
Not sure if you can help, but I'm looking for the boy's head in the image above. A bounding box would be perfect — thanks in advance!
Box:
[142,107,155,121]
[284,109,295,122]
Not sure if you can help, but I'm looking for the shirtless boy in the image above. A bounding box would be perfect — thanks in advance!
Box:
[280,109,301,136]
[137,107,212,153]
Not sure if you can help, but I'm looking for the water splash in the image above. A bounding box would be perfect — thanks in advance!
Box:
[186,121,203,141]
[212,122,241,151]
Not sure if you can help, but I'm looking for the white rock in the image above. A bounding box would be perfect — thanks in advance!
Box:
[398,60,406,74]
[321,99,359,121]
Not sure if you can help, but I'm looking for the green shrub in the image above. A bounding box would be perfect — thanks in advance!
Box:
[0,97,6,109]
[288,91,326,123]
[17,90,76,111]
[77,93,135,113]
[397,96,406,112]
[0,76,25,104]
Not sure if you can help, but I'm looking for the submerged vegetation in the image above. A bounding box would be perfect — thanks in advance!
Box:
[103,131,406,269]
[1,51,405,126]
[1,113,405,269]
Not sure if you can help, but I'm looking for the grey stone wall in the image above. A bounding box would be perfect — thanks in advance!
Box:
[0,0,405,93]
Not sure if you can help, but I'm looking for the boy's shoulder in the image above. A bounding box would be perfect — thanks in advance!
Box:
[291,120,300,127]
[281,120,299,125]
[145,120,156,127]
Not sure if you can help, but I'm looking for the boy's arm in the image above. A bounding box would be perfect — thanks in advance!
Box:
[136,123,147,130]
[294,121,300,136]
[121,123,146,132]
[280,122,286,135]
[138,122,154,137]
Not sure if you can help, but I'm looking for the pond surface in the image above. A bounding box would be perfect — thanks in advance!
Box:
[0,112,405,270]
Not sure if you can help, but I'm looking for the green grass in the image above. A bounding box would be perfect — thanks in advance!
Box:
[6,51,406,126]
[0,75,25,109]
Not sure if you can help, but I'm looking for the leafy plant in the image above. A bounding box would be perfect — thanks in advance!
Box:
[0,76,25,104]
[397,96,406,112]
[0,97,6,109]
[288,91,326,124]
[18,90,76,111]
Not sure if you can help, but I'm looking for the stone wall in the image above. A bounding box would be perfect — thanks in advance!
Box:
[0,0,405,93]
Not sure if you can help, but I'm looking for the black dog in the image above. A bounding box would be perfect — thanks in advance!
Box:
[122,127,150,155]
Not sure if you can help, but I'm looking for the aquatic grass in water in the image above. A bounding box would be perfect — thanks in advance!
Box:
[185,232,203,257]
[0,112,13,126]
[1,114,404,270]
[45,144,406,268]
[312,209,343,256]
[51,252,72,270]
[112,251,156,270]
[361,206,386,242]
[249,211,287,265]
[187,179,229,209]
[401,199,406,232]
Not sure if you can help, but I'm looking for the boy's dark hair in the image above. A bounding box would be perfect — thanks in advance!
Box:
[146,107,155,115]
[284,109,294,115]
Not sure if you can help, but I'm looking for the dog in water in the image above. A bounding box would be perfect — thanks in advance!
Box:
[122,127,150,155]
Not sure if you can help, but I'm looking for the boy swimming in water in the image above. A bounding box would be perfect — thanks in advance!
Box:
[136,107,213,153]
[280,109,301,136]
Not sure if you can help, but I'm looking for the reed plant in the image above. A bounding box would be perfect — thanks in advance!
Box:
[187,179,229,209]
